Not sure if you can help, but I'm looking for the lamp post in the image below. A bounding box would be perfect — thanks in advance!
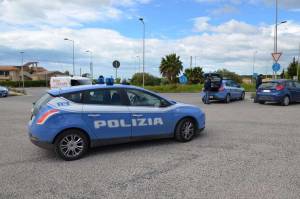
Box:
[64,38,75,76]
[85,50,93,80]
[20,52,24,88]
[136,55,141,73]
[252,51,258,84]
[139,18,145,87]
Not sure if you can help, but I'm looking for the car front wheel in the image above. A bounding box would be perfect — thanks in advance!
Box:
[54,129,89,161]
[175,118,196,142]
[240,92,245,100]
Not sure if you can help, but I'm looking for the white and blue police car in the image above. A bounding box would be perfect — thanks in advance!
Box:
[28,82,205,160]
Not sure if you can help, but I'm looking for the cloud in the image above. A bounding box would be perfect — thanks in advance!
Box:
[0,0,150,27]
[1,19,300,77]
[211,5,239,16]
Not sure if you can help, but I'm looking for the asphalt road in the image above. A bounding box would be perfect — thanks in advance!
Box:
[0,88,299,199]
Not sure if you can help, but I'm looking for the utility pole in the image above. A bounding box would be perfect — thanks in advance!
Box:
[297,44,300,81]
[139,18,145,87]
[252,51,257,84]
[190,56,193,69]
[64,38,75,76]
[86,50,93,80]
[20,52,24,88]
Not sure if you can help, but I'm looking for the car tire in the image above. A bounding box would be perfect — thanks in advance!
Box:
[225,94,231,103]
[240,92,245,100]
[175,118,196,142]
[54,129,89,161]
[281,96,290,106]
[259,101,265,104]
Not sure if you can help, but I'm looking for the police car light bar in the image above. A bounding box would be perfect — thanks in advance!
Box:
[37,109,59,125]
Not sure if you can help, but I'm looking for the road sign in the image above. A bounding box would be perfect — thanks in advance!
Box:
[112,60,120,69]
[272,53,282,62]
[272,63,281,73]
[179,75,188,84]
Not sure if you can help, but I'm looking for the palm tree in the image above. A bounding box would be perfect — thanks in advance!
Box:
[159,53,183,83]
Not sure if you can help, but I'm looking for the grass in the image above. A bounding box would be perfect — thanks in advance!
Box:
[144,83,256,93]
[145,84,203,93]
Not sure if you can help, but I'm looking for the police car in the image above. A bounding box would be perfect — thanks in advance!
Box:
[28,82,205,160]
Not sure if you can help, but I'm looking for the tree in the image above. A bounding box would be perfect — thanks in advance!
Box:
[131,73,161,86]
[287,57,298,79]
[185,67,204,84]
[159,54,183,83]
[216,69,242,83]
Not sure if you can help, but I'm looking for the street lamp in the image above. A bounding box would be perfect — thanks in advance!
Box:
[64,38,75,76]
[274,21,287,54]
[252,51,258,84]
[139,17,145,87]
[20,52,24,88]
[136,55,141,73]
[85,50,93,80]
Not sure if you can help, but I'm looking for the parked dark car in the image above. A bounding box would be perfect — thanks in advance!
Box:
[0,86,8,97]
[256,80,300,106]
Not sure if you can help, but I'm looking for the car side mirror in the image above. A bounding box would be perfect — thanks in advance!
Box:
[159,100,169,108]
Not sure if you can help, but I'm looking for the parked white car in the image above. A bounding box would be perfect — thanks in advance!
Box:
[50,76,92,89]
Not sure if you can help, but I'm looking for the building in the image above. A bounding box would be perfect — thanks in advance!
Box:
[0,62,65,81]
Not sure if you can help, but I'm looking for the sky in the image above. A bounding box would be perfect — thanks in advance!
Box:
[0,0,300,78]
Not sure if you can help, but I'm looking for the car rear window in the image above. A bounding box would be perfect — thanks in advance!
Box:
[62,92,83,103]
[259,82,279,89]
[33,93,54,116]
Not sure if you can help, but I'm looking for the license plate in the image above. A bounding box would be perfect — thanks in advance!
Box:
[263,90,271,93]
[210,96,213,99]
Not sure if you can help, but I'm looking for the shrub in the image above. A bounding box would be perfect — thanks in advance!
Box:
[0,80,48,88]
[131,73,161,86]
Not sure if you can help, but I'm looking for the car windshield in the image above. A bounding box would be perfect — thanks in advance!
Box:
[71,79,92,86]
[259,82,279,89]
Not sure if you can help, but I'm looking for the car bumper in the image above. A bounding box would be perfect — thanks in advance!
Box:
[257,92,283,102]
[0,91,8,96]
[29,133,53,150]
[201,92,226,100]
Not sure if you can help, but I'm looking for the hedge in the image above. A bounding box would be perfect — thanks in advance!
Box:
[0,80,49,87]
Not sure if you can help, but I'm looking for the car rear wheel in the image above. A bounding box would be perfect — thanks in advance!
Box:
[240,92,245,100]
[281,96,290,106]
[259,101,265,104]
[175,118,196,142]
[54,129,89,161]
[225,94,231,103]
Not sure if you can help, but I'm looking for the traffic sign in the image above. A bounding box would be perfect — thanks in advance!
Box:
[112,60,120,69]
[179,75,188,84]
[272,63,281,73]
[272,53,282,62]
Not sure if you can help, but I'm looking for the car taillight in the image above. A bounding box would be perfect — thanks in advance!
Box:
[275,85,284,91]
[219,85,225,91]
[37,109,59,125]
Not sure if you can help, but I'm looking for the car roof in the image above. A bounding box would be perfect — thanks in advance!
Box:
[48,84,155,96]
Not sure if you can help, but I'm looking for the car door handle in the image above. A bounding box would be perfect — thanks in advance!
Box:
[88,114,101,117]
[132,114,143,117]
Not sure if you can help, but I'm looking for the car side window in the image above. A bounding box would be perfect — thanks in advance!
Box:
[225,81,232,87]
[294,82,300,88]
[126,89,169,107]
[285,81,295,88]
[83,89,122,105]
[62,92,83,103]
